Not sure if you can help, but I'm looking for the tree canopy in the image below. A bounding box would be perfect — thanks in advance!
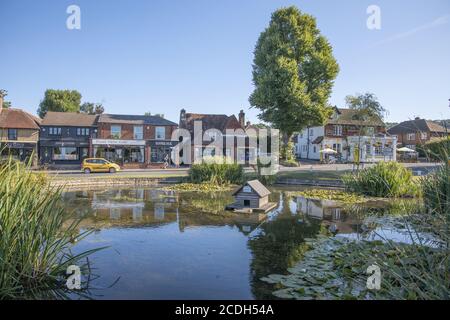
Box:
[37,89,81,118]
[80,102,105,115]
[250,6,339,140]
[345,92,387,124]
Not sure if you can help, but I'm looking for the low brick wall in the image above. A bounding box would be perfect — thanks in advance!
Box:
[51,176,183,190]
[276,178,344,188]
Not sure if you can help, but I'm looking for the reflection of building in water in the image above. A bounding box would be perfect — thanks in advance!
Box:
[295,196,360,234]
[154,203,165,220]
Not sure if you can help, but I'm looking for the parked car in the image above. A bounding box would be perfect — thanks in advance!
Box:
[81,158,121,174]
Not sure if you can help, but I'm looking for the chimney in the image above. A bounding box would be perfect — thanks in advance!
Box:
[180,108,186,126]
[238,109,245,127]
[0,92,4,113]
[415,117,420,120]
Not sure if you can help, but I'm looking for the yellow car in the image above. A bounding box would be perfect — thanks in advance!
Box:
[81,158,121,174]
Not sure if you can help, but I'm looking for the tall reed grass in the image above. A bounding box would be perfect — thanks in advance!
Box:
[0,157,100,299]
[189,156,244,185]
[342,161,419,197]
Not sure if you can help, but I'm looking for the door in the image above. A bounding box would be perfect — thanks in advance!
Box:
[98,159,110,172]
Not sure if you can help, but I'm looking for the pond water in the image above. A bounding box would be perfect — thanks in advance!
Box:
[64,186,422,300]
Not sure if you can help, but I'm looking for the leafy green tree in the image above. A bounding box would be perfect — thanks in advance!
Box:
[37,89,81,118]
[0,89,11,108]
[250,6,339,160]
[345,92,387,168]
[80,102,105,115]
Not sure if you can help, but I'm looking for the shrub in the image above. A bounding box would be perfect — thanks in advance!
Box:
[189,156,244,185]
[342,161,419,197]
[0,158,100,299]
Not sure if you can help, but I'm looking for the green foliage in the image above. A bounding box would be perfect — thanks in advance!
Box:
[343,162,419,197]
[0,158,101,299]
[80,102,105,115]
[291,189,368,204]
[163,183,233,192]
[189,157,244,185]
[250,6,339,140]
[345,92,386,123]
[422,164,450,215]
[37,89,82,118]
[417,137,450,161]
[1,89,11,108]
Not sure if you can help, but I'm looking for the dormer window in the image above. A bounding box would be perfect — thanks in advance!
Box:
[243,186,251,193]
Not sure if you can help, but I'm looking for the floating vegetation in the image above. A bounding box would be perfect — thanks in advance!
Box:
[162,183,234,192]
[289,189,369,204]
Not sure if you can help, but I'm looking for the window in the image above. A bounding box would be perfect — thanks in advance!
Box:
[49,127,61,135]
[313,146,317,153]
[374,145,383,156]
[7,129,17,140]
[244,200,251,207]
[309,129,314,136]
[53,147,78,161]
[333,125,342,136]
[332,143,341,153]
[366,127,375,135]
[407,133,416,141]
[243,186,251,193]
[123,147,145,163]
[421,132,428,140]
[76,128,90,136]
[134,126,143,140]
[151,146,171,163]
[111,125,121,139]
[155,127,165,140]
[365,144,371,155]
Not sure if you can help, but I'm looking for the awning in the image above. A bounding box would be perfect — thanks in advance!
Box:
[311,136,324,144]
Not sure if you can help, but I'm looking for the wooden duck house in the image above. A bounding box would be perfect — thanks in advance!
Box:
[226,180,277,213]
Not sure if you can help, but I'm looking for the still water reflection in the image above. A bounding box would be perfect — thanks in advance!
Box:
[64,186,418,299]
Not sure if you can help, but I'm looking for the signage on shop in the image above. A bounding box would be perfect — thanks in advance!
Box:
[92,139,146,146]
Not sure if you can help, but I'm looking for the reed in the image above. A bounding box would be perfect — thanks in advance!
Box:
[0,157,101,299]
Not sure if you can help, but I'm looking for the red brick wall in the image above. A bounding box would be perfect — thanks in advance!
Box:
[98,123,177,140]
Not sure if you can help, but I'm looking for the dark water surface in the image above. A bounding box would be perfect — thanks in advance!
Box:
[64,186,417,299]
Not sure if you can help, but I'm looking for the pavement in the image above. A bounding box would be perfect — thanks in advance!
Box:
[39,162,442,178]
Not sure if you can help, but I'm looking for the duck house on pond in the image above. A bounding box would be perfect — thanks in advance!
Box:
[226,180,277,213]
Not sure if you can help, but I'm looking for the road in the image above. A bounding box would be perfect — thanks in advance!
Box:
[41,162,442,178]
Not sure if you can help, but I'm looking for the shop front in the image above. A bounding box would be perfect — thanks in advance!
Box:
[39,141,90,166]
[92,139,146,167]
[0,142,37,164]
[148,140,178,166]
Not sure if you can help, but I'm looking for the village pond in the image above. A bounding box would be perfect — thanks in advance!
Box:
[64,186,425,299]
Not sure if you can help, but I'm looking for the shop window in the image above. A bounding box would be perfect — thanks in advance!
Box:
[8,129,17,140]
[95,147,123,164]
[111,125,121,139]
[123,147,144,163]
[155,127,165,140]
[151,146,170,163]
[80,148,89,160]
[53,147,78,160]
[134,126,143,140]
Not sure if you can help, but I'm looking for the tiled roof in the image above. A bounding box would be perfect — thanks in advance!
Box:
[98,114,177,126]
[180,113,243,134]
[0,108,41,129]
[388,118,447,135]
[41,112,98,127]
[232,180,271,197]
[327,108,385,127]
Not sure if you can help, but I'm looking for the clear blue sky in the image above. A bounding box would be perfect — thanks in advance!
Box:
[1,0,449,124]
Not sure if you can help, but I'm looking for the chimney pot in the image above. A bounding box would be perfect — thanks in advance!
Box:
[238,109,245,127]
